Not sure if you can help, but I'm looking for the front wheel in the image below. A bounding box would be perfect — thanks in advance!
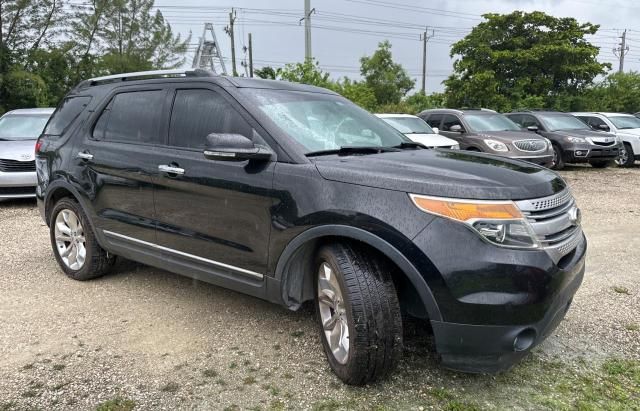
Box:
[314,243,403,385]
[551,144,565,170]
[615,143,635,167]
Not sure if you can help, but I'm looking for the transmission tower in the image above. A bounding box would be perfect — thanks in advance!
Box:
[192,23,228,75]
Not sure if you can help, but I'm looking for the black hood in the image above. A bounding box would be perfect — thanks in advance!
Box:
[313,149,565,201]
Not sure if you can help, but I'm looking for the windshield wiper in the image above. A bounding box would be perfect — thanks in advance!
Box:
[391,141,427,149]
[306,146,399,157]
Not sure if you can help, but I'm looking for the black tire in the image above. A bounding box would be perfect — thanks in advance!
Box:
[616,143,636,167]
[590,160,611,168]
[551,144,565,170]
[314,242,403,385]
[50,198,116,281]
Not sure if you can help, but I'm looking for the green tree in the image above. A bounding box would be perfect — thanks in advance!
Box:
[276,59,333,88]
[589,72,640,113]
[360,41,414,106]
[444,11,610,111]
[254,66,278,80]
[1,70,48,111]
[333,78,377,111]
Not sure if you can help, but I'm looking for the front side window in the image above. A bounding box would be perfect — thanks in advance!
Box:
[94,90,164,144]
[441,115,463,131]
[464,114,521,132]
[607,115,640,130]
[382,117,434,134]
[0,114,51,140]
[241,89,408,153]
[169,89,252,149]
[539,114,590,132]
[44,96,91,136]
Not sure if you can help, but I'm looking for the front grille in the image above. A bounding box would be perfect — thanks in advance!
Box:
[0,159,36,172]
[0,186,35,196]
[586,137,615,146]
[516,190,583,262]
[513,139,547,152]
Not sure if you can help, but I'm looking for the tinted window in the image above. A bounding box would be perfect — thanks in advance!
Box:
[464,114,520,132]
[578,116,607,129]
[44,96,91,135]
[441,114,463,131]
[608,115,640,130]
[169,89,252,149]
[95,90,164,144]
[539,114,590,131]
[519,115,541,129]
[507,114,522,126]
[424,114,443,128]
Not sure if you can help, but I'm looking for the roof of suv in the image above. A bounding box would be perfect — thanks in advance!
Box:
[419,108,498,115]
[572,112,636,118]
[509,111,567,116]
[3,108,55,116]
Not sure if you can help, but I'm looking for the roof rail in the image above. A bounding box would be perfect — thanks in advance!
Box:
[458,107,497,113]
[83,69,215,87]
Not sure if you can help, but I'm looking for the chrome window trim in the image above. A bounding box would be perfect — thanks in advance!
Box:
[102,230,264,280]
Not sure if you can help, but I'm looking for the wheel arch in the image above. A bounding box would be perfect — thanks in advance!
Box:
[273,225,442,322]
[44,182,91,227]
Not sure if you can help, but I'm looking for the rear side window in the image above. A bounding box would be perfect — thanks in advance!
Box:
[168,89,252,149]
[93,90,164,144]
[44,96,91,135]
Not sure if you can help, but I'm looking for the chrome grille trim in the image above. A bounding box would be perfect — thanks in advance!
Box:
[513,139,547,152]
[516,189,573,212]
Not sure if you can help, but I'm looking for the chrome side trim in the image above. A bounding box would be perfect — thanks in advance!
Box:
[102,230,264,280]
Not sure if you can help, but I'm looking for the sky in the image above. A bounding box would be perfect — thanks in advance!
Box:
[152,0,640,93]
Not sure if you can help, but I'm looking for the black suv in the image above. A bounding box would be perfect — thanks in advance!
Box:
[37,70,586,385]
[506,111,621,169]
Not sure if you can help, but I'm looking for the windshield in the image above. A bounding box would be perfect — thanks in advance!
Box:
[381,117,434,134]
[241,89,409,153]
[0,114,50,140]
[608,115,640,130]
[539,114,590,131]
[464,114,521,132]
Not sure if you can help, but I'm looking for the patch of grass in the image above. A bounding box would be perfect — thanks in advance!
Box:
[160,382,180,393]
[243,376,257,385]
[444,400,481,411]
[21,389,39,398]
[612,286,631,295]
[430,387,454,401]
[21,363,34,371]
[222,405,240,411]
[202,369,218,378]
[215,378,227,386]
[52,363,66,371]
[0,401,16,411]
[290,330,304,338]
[273,343,281,351]
[624,323,639,331]
[311,399,358,411]
[269,400,286,411]
[282,372,293,379]
[229,361,238,370]
[95,397,136,411]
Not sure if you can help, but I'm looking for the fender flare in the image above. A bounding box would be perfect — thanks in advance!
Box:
[274,224,442,322]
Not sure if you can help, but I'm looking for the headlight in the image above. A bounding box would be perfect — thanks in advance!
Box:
[451,144,460,150]
[410,194,540,249]
[544,138,552,149]
[566,136,586,143]
[483,139,508,152]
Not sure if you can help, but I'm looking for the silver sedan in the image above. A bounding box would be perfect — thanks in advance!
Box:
[0,108,55,200]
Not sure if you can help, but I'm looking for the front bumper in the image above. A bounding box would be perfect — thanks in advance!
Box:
[510,154,554,166]
[564,143,621,163]
[0,171,36,199]
[408,215,587,373]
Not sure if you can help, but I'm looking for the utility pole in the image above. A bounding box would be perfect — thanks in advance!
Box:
[226,9,238,76]
[248,33,254,78]
[613,29,630,74]
[420,28,435,94]
[301,0,315,62]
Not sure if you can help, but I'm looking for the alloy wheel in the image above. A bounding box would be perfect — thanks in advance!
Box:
[54,209,87,270]
[616,147,629,166]
[317,262,350,364]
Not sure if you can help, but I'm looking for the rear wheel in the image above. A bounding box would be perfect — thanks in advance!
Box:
[615,143,635,167]
[50,198,116,280]
[551,144,565,170]
[314,243,403,385]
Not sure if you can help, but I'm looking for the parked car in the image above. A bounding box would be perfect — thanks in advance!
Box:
[37,70,586,385]
[506,111,622,169]
[375,114,459,149]
[635,112,640,119]
[417,109,554,167]
[0,108,55,200]
[571,112,640,167]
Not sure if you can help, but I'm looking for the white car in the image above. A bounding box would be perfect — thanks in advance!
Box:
[572,112,640,167]
[376,113,459,149]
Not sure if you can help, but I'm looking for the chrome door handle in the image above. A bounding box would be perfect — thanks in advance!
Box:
[158,164,185,175]
[77,152,93,160]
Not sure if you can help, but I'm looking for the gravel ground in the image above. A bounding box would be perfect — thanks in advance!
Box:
[0,164,639,410]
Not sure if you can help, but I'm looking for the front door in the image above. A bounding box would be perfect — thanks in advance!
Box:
[152,86,275,283]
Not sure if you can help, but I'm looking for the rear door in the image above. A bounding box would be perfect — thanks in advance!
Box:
[78,87,169,243]
[152,84,275,282]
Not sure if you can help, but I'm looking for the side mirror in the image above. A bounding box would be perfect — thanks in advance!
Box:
[432,127,439,134]
[597,124,610,131]
[203,133,272,162]
[527,125,539,132]
[449,124,464,133]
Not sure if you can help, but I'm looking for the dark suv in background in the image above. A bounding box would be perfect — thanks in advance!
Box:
[506,111,621,169]
[37,70,586,385]
[418,109,554,167]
